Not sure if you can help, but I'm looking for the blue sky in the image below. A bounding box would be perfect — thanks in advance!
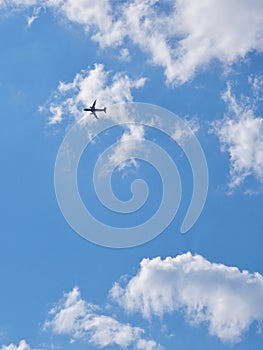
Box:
[1,1,263,349]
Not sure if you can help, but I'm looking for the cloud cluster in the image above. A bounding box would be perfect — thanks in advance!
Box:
[110,252,263,343]
[2,253,263,347]
[44,287,162,349]
[0,340,30,350]
[45,63,146,125]
[2,0,263,84]
[212,80,263,188]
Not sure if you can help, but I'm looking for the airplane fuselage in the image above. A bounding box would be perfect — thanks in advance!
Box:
[83,108,106,112]
[83,100,107,119]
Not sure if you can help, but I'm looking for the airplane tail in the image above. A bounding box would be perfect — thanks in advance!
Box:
[104,107,107,113]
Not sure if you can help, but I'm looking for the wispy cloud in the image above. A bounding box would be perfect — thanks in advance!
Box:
[212,80,263,189]
[26,6,41,28]
[248,74,263,101]
[172,116,200,144]
[102,124,146,175]
[110,252,263,343]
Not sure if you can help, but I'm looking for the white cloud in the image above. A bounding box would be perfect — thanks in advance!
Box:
[136,339,163,350]
[212,82,263,188]
[26,14,37,27]
[44,287,162,349]
[172,116,200,144]
[1,340,30,350]
[49,0,124,48]
[26,6,41,28]
[119,48,131,62]
[2,1,263,84]
[248,74,263,101]
[48,106,63,125]
[44,63,146,124]
[104,124,145,174]
[110,252,263,343]
[164,0,263,84]
[0,0,37,7]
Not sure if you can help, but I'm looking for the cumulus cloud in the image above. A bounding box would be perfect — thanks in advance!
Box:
[44,63,146,124]
[212,81,263,189]
[44,287,162,350]
[110,252,263,343]
[2,0,263,84]
[0,340,30,350]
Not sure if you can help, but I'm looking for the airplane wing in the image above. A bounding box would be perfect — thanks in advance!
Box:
[91,100,97,109]
[91,111,99,119]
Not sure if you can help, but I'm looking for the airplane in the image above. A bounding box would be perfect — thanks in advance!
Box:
[83,100,107,119]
